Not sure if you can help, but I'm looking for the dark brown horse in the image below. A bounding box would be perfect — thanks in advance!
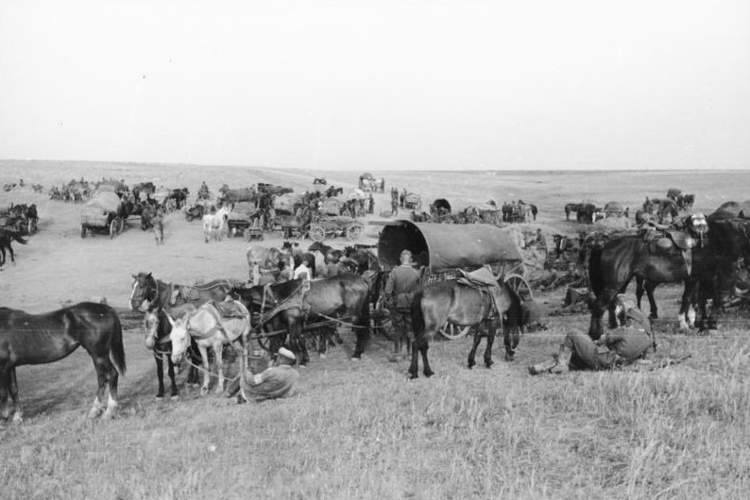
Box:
[0,302,126,422]
[409,279,526,379]
[0,229,27,266]
[587,234,693,340]
[232,274,372,365]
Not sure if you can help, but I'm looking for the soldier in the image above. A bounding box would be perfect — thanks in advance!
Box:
[384,249,421,362]
[529,302,653,375]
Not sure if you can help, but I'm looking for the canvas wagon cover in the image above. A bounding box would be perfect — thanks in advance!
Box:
[84,192,121,213]
[378,220,523,272]
[274,193,302,214]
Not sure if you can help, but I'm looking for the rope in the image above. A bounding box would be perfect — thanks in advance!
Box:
[154,347,242,383]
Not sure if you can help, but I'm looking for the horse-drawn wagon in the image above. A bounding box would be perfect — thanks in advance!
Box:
[227,201,264,241]
[309,216,365,242]
[403,193,422,211]
[80,191,127,238]
[377,220,531,338]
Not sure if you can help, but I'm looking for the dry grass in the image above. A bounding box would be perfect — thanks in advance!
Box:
[2,321,749,500]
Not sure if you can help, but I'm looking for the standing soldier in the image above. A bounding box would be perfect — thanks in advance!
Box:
[384,250,422,362]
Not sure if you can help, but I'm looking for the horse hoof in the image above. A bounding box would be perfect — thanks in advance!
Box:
[423,370,434,378]
[408,373,418,380]
[11,412,23,425]
[200,387,209,396]
[505,353,515,362]
[467,362,475,369]
[155,394,164,400]
[170,394,180,401]
[485,361,494,369]
[351,356,361,361]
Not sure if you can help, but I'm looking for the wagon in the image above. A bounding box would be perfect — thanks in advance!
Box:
[80,191,126,238]
[319,198,344,216]
[227,201,264,241]
[309,216,365,242]
[403,193,422,211]
[377,220,532,339]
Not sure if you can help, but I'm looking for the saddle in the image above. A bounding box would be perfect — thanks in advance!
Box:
[457,266,503,320]
[212,299,247,319]
[641,228,695,252]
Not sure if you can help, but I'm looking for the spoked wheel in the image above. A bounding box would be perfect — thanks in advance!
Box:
[346,223,364,241]
[439,322,471,340]
[505,273,533,302]
[310,224,325,242]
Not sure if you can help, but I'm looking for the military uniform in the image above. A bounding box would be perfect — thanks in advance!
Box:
[385,264,421,346]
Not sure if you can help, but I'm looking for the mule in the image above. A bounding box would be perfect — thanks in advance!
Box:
[409,278,526,379]
[202,205,230,242]
[0,302,126,422]
[167,300,250,395]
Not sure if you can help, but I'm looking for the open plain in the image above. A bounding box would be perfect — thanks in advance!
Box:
[1,161,749,499]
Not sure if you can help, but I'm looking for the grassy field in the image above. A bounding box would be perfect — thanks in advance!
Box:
[1,162,749,499]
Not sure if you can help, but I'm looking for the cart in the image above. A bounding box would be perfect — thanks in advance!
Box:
[403,193,422,211]
[377,220,532,339]
[227,202,264,241]
[308,216,365,242]
[80,191,126,239]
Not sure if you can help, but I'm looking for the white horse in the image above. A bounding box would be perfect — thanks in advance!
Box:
[202,205,230,242]
[167,300,250,395]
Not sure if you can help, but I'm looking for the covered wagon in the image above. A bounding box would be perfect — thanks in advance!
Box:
[377,220,531,338]
[80,191,127,238]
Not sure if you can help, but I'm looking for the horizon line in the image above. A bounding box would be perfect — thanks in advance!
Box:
[1,158,747,174]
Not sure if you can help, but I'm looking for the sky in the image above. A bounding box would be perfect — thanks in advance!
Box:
[1,0,749,171]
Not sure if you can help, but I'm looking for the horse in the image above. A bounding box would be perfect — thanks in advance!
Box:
[564,203,581,221]
[142,304,197,399]
[150,208,165,245]
[0,229,27,266]
[0,302,126,422]
[202,205,230,242]
[167,300,250,395]
[529,203,538,221]
[313,177,327,185]
[246,245,290,284]
[633,213,708,326]
[409,278,526,379]
[233,273,372,365]
[130,272,224,390]
[587,233,694,340]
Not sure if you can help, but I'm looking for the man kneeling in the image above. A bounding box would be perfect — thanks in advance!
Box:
[227,347,300,402]
[529,305,653,375]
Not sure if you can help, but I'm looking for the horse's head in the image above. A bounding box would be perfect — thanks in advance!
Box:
[130,272,157,311]
[167,312,190,364]
[687,213,709,245]
[143,309,160,349]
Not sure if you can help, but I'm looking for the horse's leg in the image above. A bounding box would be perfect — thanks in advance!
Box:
[88,357,108,419]
[167,355,179,399]
[503,323,517,362]
[484,320,496,368]
[214,341,225,394]
[9,367,21,424]
[408,337,420,379]
[198,345,211,395]
[467,327,482,369]
[155,354,166,399]
[419,338,434,378]
[0,366,10,420]
[102,362,119,420]
[679,280,695,331]
[645,281,659,319]
[635,276,645,310]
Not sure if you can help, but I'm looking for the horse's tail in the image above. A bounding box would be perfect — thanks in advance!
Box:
[505,283,526,331]
[411,290,425,339]
[588,245,604,297]
[109,313,127,376]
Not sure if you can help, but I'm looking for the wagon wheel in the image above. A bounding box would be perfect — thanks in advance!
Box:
[118,217,126,234]
[80,225,88,238]
[439,322,471,340]
[256,332,273,352]
[346,223,364,241]
[309,224,325,242]
[109,217,119,239]
[505,273,533,302]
